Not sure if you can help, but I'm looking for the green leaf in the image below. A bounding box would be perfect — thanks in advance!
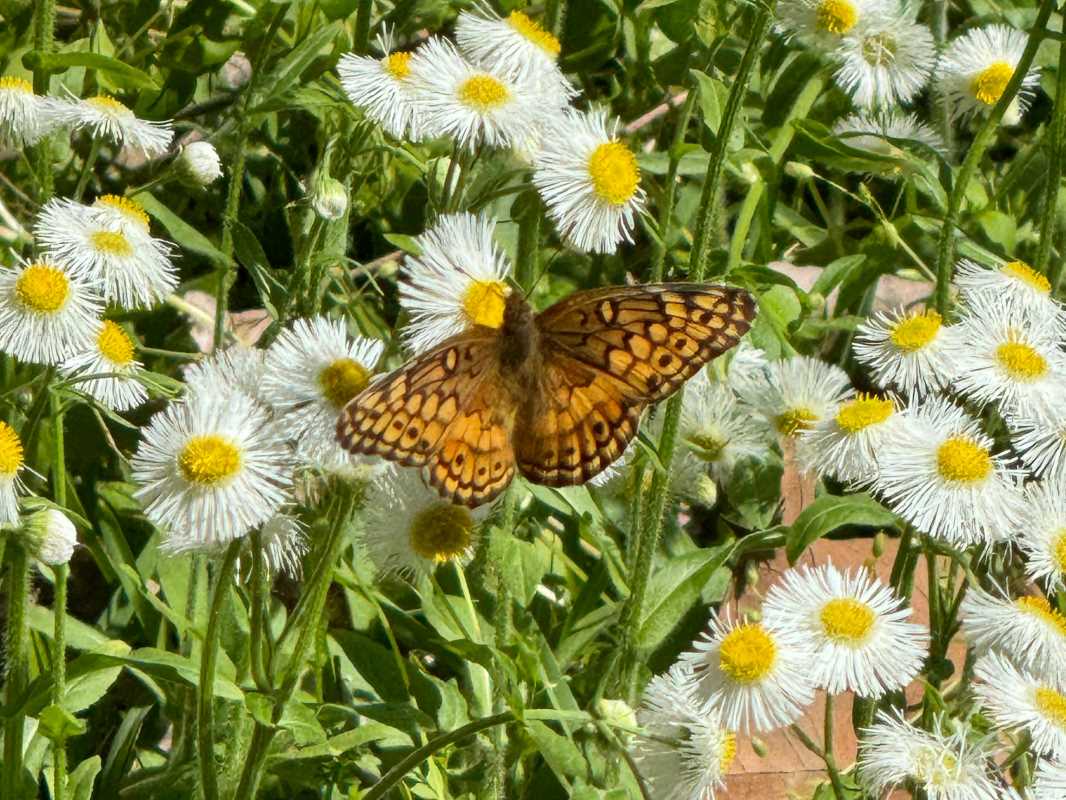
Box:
[22,50,158,90]
[98,706,151,799]
[38,703,88,741]
[232,221,282,319]
[786,493,899,563]
[68,756,101,800]
[525,720,589,781]
[252,22,341,109]
[494,535,552,605]
[691,69,723,135]
[138,192,227,265]
[811,254,866,297]
[637,544,734,650]
[278,700,328,746]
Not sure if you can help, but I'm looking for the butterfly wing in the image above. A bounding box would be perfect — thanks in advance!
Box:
[514,283,756,485]
[336,331,517,507]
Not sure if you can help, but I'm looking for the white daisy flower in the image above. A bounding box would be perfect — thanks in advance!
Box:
[257,514,308,578]
[0,261,102,365]
[735,355,852,439]
[833,110,946,158]
[938,25,1040,121]
[633,664,737,800]
[22,508,78,566]
[407,36,550,151]
[960,586,1066,680]
[1008,403,1066,479]
[832,10,936,109]
[363,466,489,578]
[1015,477,1066,591]
[799,393,901,484]
[943,295,1066,417]
[679,371,769,483]
[532,108,646,254]
[183,345,266,405]
[131,393,293,551]
[0,420,26,525]
[0,75,48,146]
[679,613,817,734]
[1034,759,1066,800]
[455,5,575,101]
[776,0,889,44]
[763,563,928,697]
[871,397,1023,547]
[60,320,148,412]
[338,29,422,140]
[41,92,174,156]
[955,259,1065,330]
[399,212,513,354]
[853,307,954,398]
[261,316,384,469]
[722,341,770,395]
[35,197,178,309]
[859,711,1000,800]
[974,652,1066,758]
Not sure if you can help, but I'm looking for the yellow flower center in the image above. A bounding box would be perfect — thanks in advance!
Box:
[587,141,640,206]
[409,502,474,562]
[0,76,33,94]
[1035,686,1066,729]
[382,51,412,80]
[972,61,1014,106]
[507,11,561,57]
[835,394,893,433]
[913,745,958,786]
[94,195,151,232]
[719,731,737,772]
[461,279,508,329]
[688,430,728,462]
[1016,595,1066,637]
[457,75,510,112]
[97,321,135,366]
[15,264,70,314]
[1002,260,1051,293]
[820,598,876,645]
[85,94,133,117]
[318,358,371,409]
[177,434,242,486]
[995,339,1048,381]
[815,0,858,34]
[90,229,134,258]
[1053,530,1066,574]
[935,436,992,483]
[718,623,777,684]
[889,310,941,352]
[775,407,818,436]
[0,421,24,476]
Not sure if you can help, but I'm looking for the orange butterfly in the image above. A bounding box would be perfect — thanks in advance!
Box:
[336,283,756,507]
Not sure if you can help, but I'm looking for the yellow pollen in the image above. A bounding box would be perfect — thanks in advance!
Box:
[995,339,1048,381]
[177,435,242,486]
[587,141,640,206]
[972,61,1014,105]
[835,394,893,433]
[94,195,150,231]
[15,264,70,314]
[507,11,561,57]
[889,309,941,352]
[457,75,510,112]
[1002,260,1051,294]
[1016,595,1066,638]
[1053,530,1066,574]
[775,407,818,436]
[815,0,858,34]
[0,76,33,93]
[461,279,508,329]
[0,421,24,476]
[718,624,777,684]
[382,51,412,80]
[820,598,876,645]
[90,229,134,257]
[935,436,992,483]
[318,358,371,409]
[409,502,474,562]
[97,321,135,366]
[85,94,133,116]
[719,732,737,772]
[1035,687,1066,728]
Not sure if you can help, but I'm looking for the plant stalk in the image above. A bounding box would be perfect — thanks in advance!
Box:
[3,544,30,800]
[51,393,68,800]
[1040,23,1066,281]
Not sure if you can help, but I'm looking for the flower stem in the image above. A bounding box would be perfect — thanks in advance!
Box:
[213,138,248,351]
[932,0,1056,314]
[248,530,270,692]
[72,137,101,202]
[822,693,847,800]
[650,91,696,282]
[515,196,542,292]
[1039,23,1066,281]
[51,392,68,800]
[31,0,56,203]
[353,0,373,54]
[3,543,30,800]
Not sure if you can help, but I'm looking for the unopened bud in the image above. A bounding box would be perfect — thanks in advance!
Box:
[595,698,637,732]
[751,736,768,757]
[311,176,348,221]
[218,51,252,91]
[873,531,886,557]
[23,509,77,566]
[740,162,760,185]
[784,161,814,181]
[693,473,718,508]
[176,141,222,187]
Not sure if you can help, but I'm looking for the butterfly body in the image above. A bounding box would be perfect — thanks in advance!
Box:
[338,283,756,507]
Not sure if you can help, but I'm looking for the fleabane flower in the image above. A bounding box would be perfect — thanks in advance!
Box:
[338,29,423,139]
[960,587,1066,681]
[679,371,769,484]
[0,75,48,146]
[859,711,1000,800]
[799,393,900,484]
[407,37,550,151]
[399,212,513,353]
[679,613,817,733]
[131,393,293,551]
[955,259,1065,331]
[872,397,1023,546]
[0,261,102,365]
[633,664,737,800]
[60,320,147,412]
[832,10,936,109]
[854,307,954,398]
[35,197,178,308]
[183,345,266,405]
[1009,403,1066,479]
[938,25,1040,121]
[833,110,946,160]
[261,316,384,469]
[363,466,488,577]
[736,355,851,439]
[1013,477,1066,591]
[974,652,1066,758]
[42,92,173,156]
[776,0,886,45]
[0,421,26,525]
[532,108,646,254]
[256,514,309,578]
[1034,759,1066,800]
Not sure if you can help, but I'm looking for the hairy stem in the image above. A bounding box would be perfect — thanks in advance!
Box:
[51,393,68,800]
[1039,24,1066,280]
[3,544,30,800]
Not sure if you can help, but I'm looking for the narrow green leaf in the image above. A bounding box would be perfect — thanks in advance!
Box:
[637,544,734,650]
[786,493,898,563]
[22,50,158,89]
[138,192,227,265]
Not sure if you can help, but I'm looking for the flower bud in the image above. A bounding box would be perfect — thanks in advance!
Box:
[311,176,348,221]
[176,141,222,187]
[595,698,637,732]
[784,161,815,181]
[218,51,252,91]
[23,508,77,566]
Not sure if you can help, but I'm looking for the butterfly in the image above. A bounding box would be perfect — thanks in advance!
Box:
[336,283,756,507]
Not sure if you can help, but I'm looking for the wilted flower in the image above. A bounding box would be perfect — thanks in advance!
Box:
[832,10,936,109]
